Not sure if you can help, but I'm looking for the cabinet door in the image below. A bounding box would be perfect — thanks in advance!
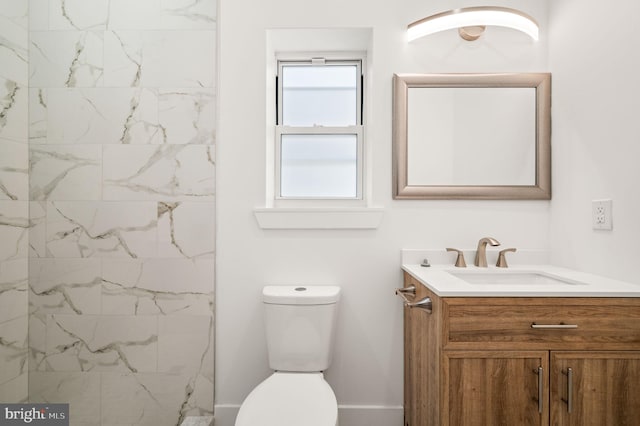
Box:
[443,351,549,426]
[551,351,640,426]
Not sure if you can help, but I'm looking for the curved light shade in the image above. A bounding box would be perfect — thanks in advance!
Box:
[408,6,539,42]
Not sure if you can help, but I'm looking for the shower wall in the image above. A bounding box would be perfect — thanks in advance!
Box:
[0,0,29,403]
[1,0,216,424]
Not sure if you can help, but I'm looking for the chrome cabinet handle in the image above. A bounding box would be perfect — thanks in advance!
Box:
[395,285,432,313]
[562,367,573,413]
[531,323,578,329]
[536,366,543,414]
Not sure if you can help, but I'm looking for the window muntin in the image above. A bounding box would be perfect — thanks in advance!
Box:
[276,59,363,200]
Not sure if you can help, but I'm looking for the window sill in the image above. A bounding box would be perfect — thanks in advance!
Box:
[253,207,384,230]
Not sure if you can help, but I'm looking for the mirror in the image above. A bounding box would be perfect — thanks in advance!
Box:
[393,73,551,199]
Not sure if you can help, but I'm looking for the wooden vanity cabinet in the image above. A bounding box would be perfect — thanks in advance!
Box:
[402,272,640,426]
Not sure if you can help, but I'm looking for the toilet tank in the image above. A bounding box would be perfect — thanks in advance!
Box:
[263,286,341,372]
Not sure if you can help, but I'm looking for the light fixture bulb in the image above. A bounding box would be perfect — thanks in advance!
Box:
[407,6,539,42]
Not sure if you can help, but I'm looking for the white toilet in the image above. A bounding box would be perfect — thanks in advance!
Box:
[235,285,341,426]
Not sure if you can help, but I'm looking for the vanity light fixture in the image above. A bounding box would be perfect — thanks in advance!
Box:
[407,6,539,42]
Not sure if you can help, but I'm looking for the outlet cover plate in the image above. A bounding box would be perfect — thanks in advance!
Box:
[592,199,613,230]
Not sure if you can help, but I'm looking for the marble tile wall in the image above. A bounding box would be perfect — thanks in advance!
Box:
[0,0,29,403]
[23,1,217,424]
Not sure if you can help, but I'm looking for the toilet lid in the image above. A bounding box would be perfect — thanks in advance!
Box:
[235,372,338,426]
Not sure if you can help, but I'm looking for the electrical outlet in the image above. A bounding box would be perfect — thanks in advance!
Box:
[592,199,613,230]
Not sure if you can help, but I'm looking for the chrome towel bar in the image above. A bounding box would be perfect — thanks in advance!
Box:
[395,285,432,313]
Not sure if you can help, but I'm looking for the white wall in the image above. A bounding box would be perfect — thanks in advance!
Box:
[216,0,550,424]
[548,0,640,283]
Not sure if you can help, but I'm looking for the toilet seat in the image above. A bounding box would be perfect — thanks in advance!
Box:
[235,372,338,426]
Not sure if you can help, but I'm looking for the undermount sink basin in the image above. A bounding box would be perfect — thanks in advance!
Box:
[448,271,587,286]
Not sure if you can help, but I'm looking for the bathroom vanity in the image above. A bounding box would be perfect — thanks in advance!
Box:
[399,257,640,426]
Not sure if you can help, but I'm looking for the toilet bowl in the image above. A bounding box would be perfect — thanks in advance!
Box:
[234,372,338,426]
[235,286,341,426]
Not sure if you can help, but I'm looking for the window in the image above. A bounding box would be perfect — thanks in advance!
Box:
[255,30,382,228]
[276,58,363,200]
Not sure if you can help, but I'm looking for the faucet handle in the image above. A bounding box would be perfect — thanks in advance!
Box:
[496,248,517,268]
[446,248,467,268]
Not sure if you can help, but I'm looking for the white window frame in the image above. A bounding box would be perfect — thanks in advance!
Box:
[275,56,365,203]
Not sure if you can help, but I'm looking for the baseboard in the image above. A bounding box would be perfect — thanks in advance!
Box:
[214,404,403,426]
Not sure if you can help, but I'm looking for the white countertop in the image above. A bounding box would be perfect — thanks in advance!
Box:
[401,250,640,297]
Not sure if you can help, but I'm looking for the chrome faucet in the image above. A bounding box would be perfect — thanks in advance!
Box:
[474,237,500,267]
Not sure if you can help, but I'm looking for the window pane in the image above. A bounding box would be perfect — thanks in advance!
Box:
[282,65,357,126]
[281,134,357,198]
